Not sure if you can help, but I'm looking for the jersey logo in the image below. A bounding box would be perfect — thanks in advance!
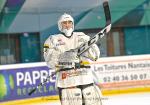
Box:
[61,70,88,79]
[56,38,65,46]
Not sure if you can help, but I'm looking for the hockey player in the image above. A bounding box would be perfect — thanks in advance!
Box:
[43,13,102,105]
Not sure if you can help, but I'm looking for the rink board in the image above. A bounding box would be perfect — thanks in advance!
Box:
[0,54,150,105]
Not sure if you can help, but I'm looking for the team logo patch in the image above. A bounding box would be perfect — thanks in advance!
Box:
[56,38,65,46]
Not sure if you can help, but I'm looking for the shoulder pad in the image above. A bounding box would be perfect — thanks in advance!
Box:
[46,34,63,41]
[73,32,86,36]
[73,32,90,42]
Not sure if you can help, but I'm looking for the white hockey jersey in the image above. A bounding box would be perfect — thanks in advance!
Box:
[43,32,100,88]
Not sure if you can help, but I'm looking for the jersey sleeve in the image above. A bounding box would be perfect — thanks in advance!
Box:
[43,36,61,69]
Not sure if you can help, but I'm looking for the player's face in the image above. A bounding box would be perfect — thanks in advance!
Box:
[61,21,73,30]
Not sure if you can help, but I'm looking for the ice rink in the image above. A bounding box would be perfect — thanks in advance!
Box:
[102,93,150,105]
[36,92,150,105]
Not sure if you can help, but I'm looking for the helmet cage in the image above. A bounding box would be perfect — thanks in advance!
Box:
[58,13,74,32]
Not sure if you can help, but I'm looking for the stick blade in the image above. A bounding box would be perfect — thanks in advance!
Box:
[28,88,36,96]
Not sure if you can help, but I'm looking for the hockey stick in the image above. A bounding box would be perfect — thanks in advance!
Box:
[28,0,111,96]
[77,0,111,56]
[28,70,57,95]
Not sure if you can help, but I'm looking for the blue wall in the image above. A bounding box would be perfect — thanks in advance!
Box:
[124,26,150,55]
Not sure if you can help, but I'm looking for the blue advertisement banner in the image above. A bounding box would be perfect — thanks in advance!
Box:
[0,66,57,102]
